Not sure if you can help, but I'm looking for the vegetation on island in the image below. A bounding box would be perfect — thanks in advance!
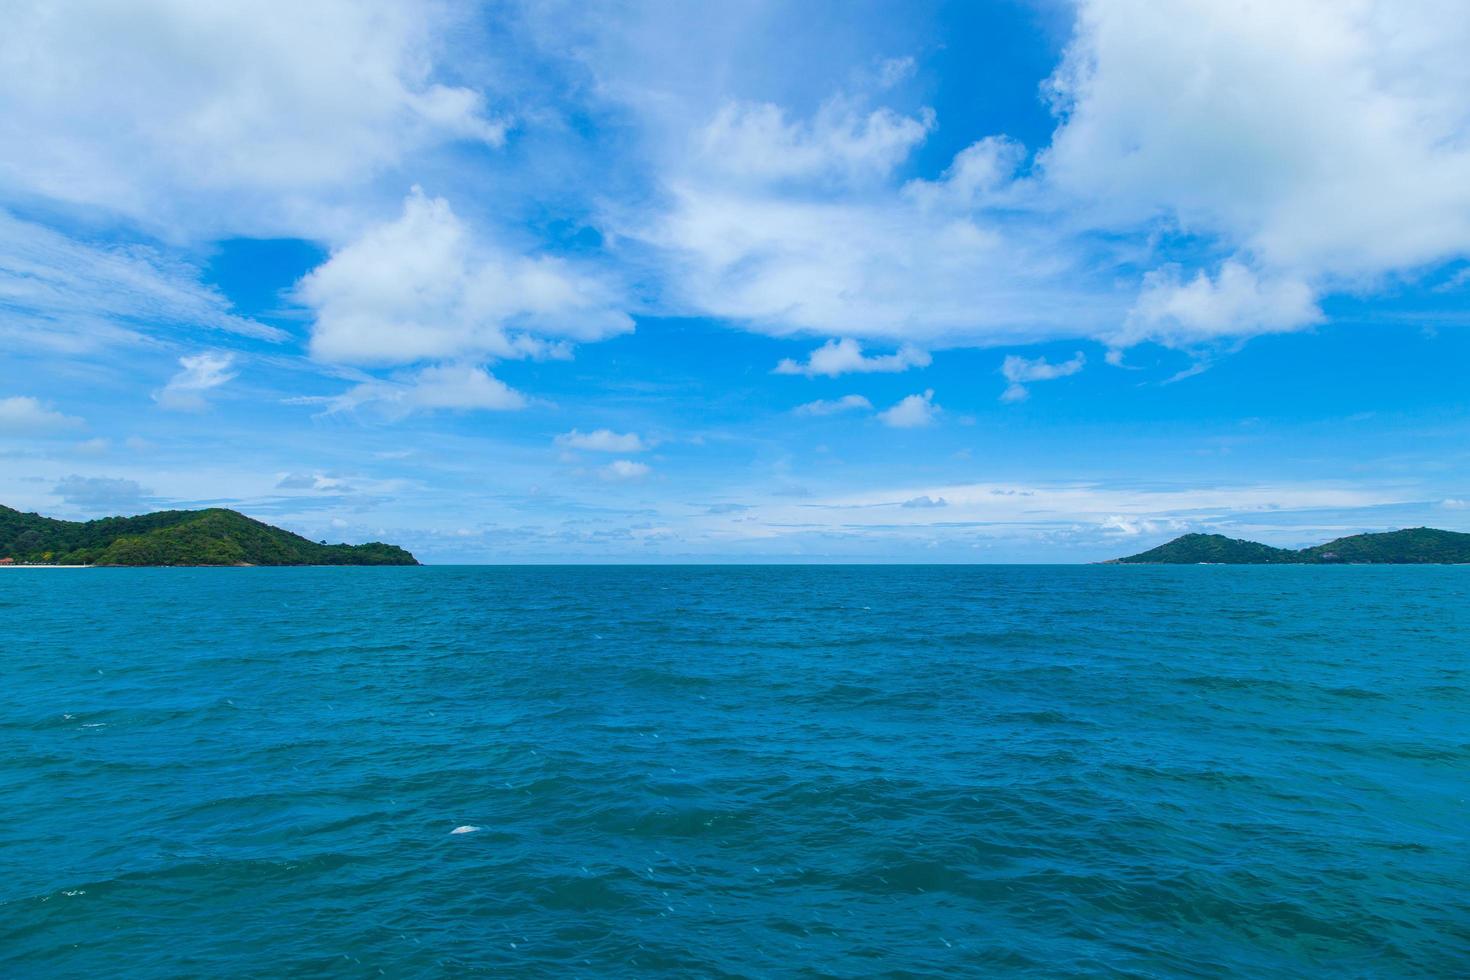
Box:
[0,505,418,566]
[1113,527,1470,564]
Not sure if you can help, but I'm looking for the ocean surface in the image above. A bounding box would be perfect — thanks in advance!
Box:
[2,566,1466,977]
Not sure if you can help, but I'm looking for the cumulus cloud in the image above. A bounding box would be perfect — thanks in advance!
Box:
[878,389,938,428]
[775,338,931,377]
[1120,262,1323,347]
[640,176,1113,346]
[1101,515,1186,537]
[556,429,646,452]
[153,353,237,411]
[904,136,1027,210]
[53,475,149,511]
[600,459,650,481]
[628,1,1470,358]
[1043,0,1470,282]
[315,362,526,417]
[632,71,1117,347]
[900,495,947,509]
[793,394,873,416]
[0,395,83,434]
[999,352,1085,402]
[0,0,503,236]
[299,189,632,366]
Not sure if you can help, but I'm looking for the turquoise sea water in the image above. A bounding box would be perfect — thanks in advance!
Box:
[2,566,1466,977]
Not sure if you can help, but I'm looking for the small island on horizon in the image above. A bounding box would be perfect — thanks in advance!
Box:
[1110,527,1470,565]
[0,504,418,567]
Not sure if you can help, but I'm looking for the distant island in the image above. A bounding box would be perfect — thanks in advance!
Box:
[0,504,418,566]
[1111,527,1470,564]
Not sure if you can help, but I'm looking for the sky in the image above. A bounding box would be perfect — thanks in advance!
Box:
[1,0,1468,563]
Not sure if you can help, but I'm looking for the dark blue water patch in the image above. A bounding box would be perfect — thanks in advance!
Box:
[2,565,1468,976]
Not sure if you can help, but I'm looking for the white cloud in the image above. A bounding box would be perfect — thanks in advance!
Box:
[1042,0,1470,282]
[1002,351,1086,384]
[793,394,873,416]
[1000,351,1085,402]
[300,189,632,366]
[775,338,931,377]
[600,459,650,481]
[0,211,284,353]
[316,362,526,417]
[1443,498,1468,510]
[1120,262,1323,347]
[0,1,503,236]
[633,75,1119,347]
[699,99,934,186]
[878,389,938,428]
[904,136,1027,210]
[556,429,646,453]
[404,364,526,411]
[627,2,1470,356]
[877,57,917,90]
[1101,515,1183,536]
[0,395,84,434]
[640,178,1115,346]
[812,480,1406,525]
[153,353,238,412]
[276,472,354,492]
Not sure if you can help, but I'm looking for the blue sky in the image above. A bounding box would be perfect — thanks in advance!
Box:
[2,0,1468,562]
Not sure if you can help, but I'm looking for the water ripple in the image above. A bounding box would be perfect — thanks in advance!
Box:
[2,565,1467,976]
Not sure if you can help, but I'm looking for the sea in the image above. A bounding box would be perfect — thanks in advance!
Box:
[2,566,1466,977]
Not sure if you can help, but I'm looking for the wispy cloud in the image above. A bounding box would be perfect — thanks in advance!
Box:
[1000,352,1085,403]
[556,429,646,453]
[0,211,284,351]
[310,362,526,418]
[699,98,934,185]
[793,394,873,416]
[154,353,238,412]
[600,459,650,481]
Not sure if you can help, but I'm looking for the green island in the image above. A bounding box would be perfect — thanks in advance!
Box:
[0,504,418,566]
[1111,527,1470,564]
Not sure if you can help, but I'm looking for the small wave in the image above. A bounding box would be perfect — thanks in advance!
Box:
[1321,685,1389,700]
[450,825,481,835]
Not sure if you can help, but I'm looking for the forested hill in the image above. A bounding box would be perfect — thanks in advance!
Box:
[1112,528,1470,564]
[0,505,418,566]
